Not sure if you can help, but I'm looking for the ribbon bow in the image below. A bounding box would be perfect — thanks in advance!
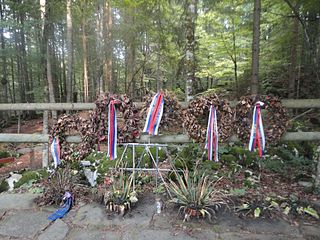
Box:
[248,101,266,157]
[107,100,117,160]
[143,92,164,135]
[50,137,61,168]
[205,105,219,161]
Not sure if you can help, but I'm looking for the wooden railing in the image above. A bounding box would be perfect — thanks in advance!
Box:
[1,99,320,168]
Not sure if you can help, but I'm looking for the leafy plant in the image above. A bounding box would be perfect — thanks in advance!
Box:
[104,169,138,216]
[167,168,228,222]
[35,165,75,206]
[14,171,41,189]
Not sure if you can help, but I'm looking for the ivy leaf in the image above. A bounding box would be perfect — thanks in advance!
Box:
[303,206,319,219]
[254,207,261,218]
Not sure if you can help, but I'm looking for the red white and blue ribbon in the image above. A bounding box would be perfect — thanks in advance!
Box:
[248,101,266,157]
[143,92,164,135]
[50,137,61,168]
[107,100,117,160]
[205,105,219,161]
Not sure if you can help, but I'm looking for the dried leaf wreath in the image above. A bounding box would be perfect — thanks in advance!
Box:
[234,95,288,143]
[90,93,140,145]
[140,91,183,133]
[183,94,234,143]
[50,93,140,161]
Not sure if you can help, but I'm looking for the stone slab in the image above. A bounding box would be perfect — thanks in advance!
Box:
[38,219,69,240]
[73,204,108,226]
[0,193,39,210]
[219,232,305,240]
[0,210,50,239]
[300,225,320,240]
[67,228,119,240]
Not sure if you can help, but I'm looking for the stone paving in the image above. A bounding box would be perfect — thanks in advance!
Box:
[0,192,319,240]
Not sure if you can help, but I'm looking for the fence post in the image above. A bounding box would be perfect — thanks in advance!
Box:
[315,146,320,192]
[42,110,49,168]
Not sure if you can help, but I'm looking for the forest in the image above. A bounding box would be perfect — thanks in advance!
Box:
[1,0,320,233]
[0,0,319,106]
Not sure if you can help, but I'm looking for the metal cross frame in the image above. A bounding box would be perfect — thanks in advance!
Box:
[117,142,172,197]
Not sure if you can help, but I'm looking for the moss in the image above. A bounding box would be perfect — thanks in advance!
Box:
[14,171,40,189]
[221,154,237,166]
[0,180,9,193]
[0,151,10,159]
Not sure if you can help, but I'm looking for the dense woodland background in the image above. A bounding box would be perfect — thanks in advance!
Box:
[0,0,320,108]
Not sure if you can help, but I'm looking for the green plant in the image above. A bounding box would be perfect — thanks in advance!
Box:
[104,169,137,216]
[0,180,9,193]
[35,165,74,206]
[14,171,41,189]
[167,168,228,222]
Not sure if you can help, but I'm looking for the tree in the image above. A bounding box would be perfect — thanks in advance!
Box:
[103,0,113,93]
[251,0,261,95]
[66,0,73,102]
[185,0,198,101]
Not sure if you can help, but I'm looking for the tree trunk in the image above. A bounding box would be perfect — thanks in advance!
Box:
[82,6,89,102]
[156,0,162,92]
[231,15,239,97]
[124,9,136,98]
[66,0,73,102]
[250,0,261,95]
[0,0,8,121]
[103,0,113,93]
[185,0,197,101]
[288,16,299,99]
[95,0,104,95]
[315,146,320,192]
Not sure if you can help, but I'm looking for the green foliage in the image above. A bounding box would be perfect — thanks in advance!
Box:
[14,171,41,189]
[0,180,9,193]
[236,195,320,219]
[229,188,247,197]
[265,143,316,177]
[167,168,227,221]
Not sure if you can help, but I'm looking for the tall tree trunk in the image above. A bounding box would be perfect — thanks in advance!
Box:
[81,4,89,102]
[288,17,299,99]
[11,57,16,103]
[95,0,104,95]
[124,9,136,98]
[185,0,197,101]
[156,0,162,92]
[231,15,239,97]
[14,13,25,104]
[103,0,113,93]
[250,0,261,95]
[0,0,8,121]
[66,0,73,102]
[61,26,67,101]
[0,0,7,105]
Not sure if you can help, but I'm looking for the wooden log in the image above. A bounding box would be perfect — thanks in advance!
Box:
[1,99,320,111]
[0,103,95,111]
[2,132,320,143]
[0,134,49,143]
[0,157,15,164]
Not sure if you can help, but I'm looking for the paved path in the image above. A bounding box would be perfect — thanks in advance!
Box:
[0,193,319,240]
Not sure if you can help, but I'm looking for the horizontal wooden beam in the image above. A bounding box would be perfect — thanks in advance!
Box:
[0,103,95,111]
[0,157,15,164]
[1,99,320,111]
[1,132,320,143]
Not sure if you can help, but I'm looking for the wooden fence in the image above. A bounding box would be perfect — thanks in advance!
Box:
[0,99,320,168]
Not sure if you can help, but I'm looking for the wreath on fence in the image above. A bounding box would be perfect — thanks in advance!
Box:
[235,95,288,143]
[90,93,140,145]
[183,94,234,143]
[51,114,94,161]
[50,93,140,161]
[140,91,183,133]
